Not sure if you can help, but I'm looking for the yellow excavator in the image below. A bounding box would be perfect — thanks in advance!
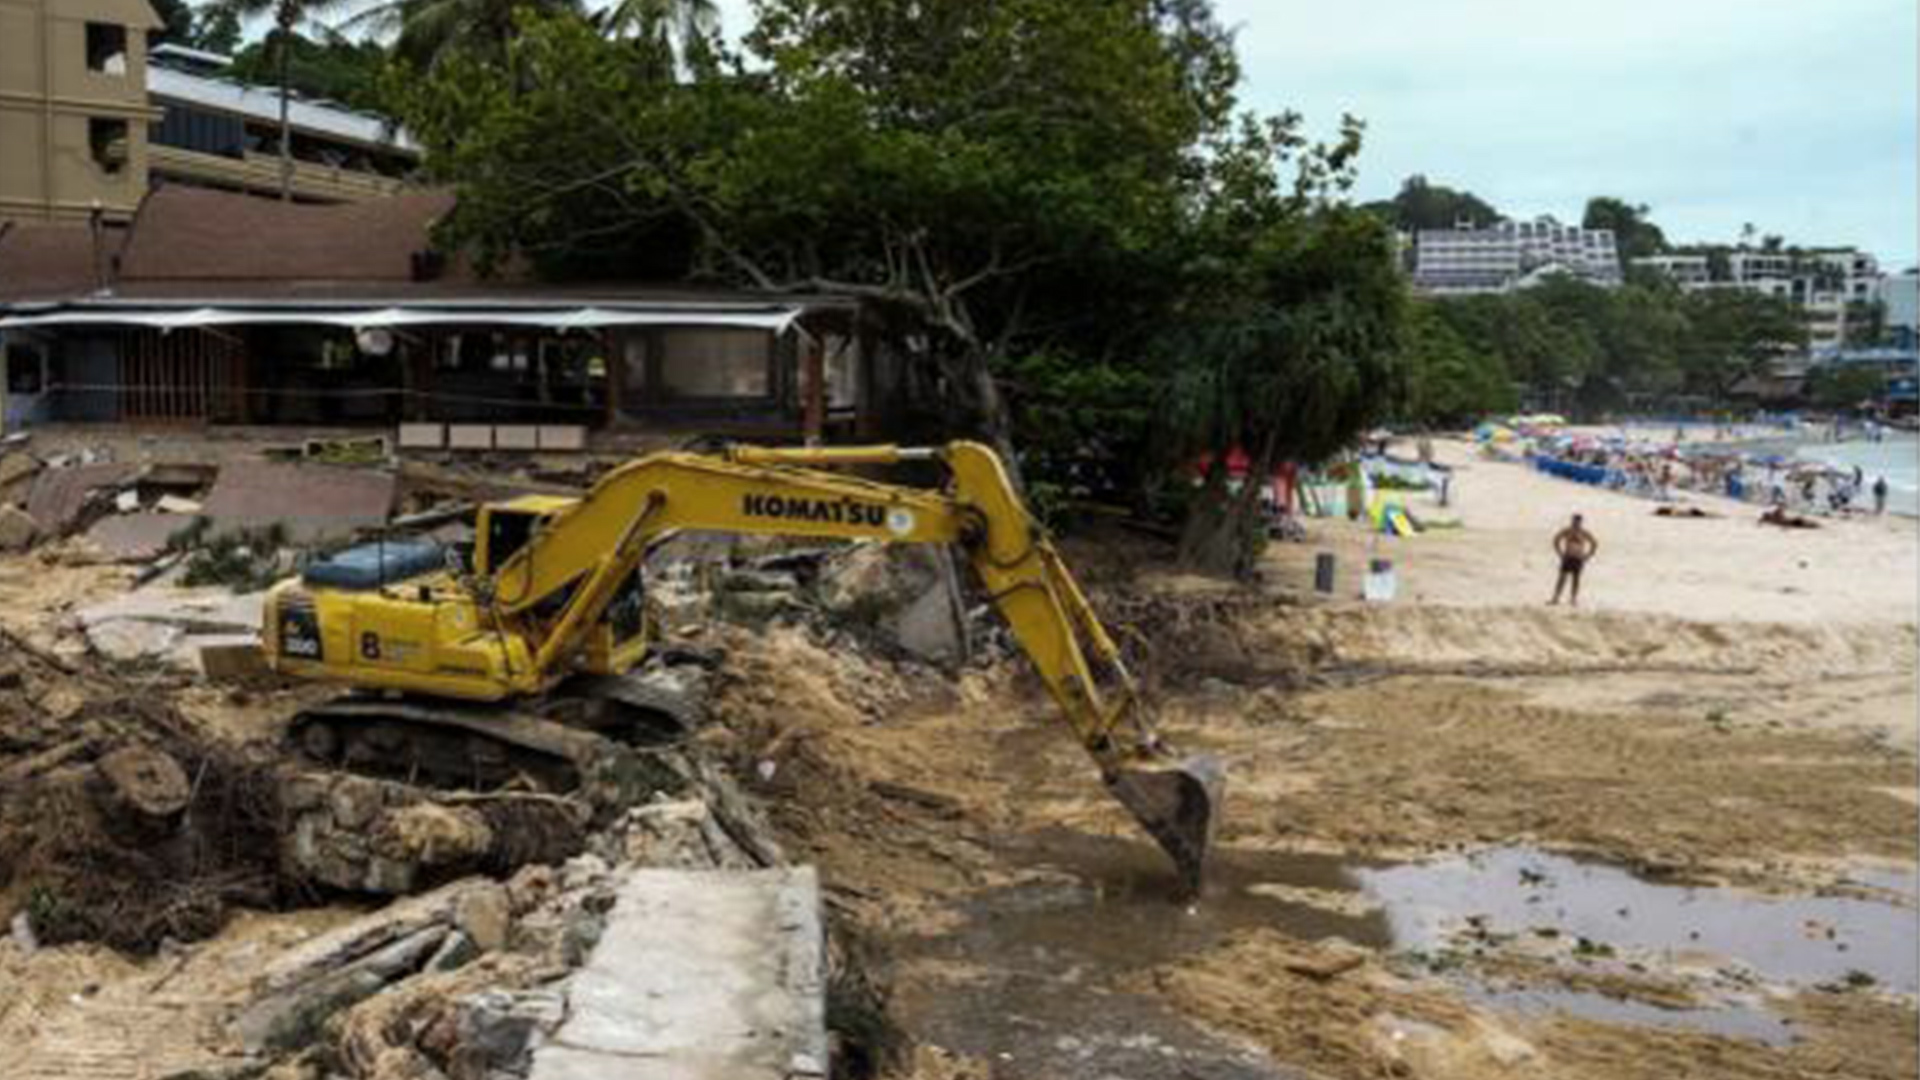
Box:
[262,441,1223,889]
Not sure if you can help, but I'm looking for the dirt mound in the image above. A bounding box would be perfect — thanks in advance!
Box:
[1242,604,1917,680]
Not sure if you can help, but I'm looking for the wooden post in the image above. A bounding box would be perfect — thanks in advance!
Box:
[802,336,825,446]
[603,331,622,430]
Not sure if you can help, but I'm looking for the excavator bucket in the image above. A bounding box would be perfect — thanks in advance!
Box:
[1106,753,1226,896]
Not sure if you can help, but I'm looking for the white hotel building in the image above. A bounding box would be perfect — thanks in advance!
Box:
[1409,218,1624,296]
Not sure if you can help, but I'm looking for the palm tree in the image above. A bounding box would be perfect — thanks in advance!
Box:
[204,0,358,202]
[343,0,585,71]
[596,0,719,76]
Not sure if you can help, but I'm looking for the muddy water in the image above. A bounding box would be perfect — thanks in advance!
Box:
[896,830,1919,1075]
[1358,848,1920,993]
[894,830,1375,1079]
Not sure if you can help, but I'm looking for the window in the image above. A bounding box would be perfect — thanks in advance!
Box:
[85,23,127,75]
[654,329,772,399]
[5,343,44,395]
[151,105,246,159]
[89,118,129,175]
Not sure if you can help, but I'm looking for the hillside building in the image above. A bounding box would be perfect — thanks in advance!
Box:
[1409,217,1623,295]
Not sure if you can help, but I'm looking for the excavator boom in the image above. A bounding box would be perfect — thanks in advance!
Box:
[265,442,1224,890]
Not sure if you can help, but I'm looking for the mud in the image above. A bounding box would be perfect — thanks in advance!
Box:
[713,593,1917,1080]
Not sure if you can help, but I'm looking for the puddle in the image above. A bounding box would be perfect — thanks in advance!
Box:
[895,831,1918,1074]
[1460,984,1799,1045]
[894,829,1385,1079]
[1355,847,1920,994]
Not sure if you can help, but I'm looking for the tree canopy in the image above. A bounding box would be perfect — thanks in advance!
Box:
[387,0,1408,574]
[1393,275,1807,427]
[1362,175,1503,231]
[1582,196,1668,260]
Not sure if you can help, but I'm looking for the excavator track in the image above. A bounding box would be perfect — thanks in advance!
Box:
[286,670,708,815]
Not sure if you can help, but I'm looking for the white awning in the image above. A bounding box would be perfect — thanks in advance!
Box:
[0,306,804,333]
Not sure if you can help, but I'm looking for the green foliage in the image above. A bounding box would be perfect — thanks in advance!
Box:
[1363,174,1503,231]
[347,0,591,71]
[1845,299,1888,347]
[390,1,1412,570]
[180,525,292,592]
[1001,350,1154,505]
[229,31,391,108]
[390,2,1248,453]
[1806,364,1885,411]
[148,0,197,43]
[1399,301,1515,427]
[1411,277,1806,417]
[149,0,243,52]
[1678,287,1805,399]
[1582,196,1668,259]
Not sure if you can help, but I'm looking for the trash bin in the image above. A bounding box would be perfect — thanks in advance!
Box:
[1314,552,1336,594]
[1362,557,1397,602]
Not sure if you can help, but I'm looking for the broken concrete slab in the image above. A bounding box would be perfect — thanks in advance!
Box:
[234,923,452,1053]
[528,866,827,1080]
[0,451,43,502]
[196,637,269,682]
[0,504,38,551]
[80,588,264,634]
[25,462,137,535]
[78,588,265,669]
[85,512,195,562]
[200,461,397,543]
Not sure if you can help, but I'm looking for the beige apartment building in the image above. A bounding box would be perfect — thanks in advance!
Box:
[0,0,415,226]
[0,0,165,224]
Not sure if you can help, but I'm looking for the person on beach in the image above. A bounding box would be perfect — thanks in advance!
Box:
[1874,476,1889,515]
[1550,513,1598,606]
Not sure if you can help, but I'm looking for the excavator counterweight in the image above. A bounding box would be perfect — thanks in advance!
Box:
[264,441,1225,891]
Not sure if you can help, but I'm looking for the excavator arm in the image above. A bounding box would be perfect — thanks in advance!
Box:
[482,441,1223,889]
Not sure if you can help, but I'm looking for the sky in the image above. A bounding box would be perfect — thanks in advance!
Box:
[284,0,1919,267]
[1210,0,1919,267]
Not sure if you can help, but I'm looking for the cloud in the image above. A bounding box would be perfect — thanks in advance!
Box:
[1217,0,1918,263]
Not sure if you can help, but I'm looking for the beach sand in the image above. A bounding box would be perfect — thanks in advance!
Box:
[1268,436,1918,625]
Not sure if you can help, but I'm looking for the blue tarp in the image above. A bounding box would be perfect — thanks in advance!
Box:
[303,539,446,591]
[1530,456,1610,486]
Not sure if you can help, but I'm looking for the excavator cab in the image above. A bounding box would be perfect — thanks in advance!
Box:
[474,495,575,577]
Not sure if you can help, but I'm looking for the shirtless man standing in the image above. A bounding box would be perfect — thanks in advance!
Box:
[1551,513,1598,606]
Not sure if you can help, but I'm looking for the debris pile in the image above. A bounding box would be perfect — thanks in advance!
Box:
[0,640,294,952]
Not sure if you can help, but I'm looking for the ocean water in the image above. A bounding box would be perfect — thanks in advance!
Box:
[1797,437,1919,516]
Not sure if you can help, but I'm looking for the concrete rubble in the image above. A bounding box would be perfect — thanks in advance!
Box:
[709,541,971,665]
[201,460,398,543]
[76,586,266,672]
[529,867,827,1080]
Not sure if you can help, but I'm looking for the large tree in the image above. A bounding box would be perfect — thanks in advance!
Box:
[393,2,1409,574]
[1363,174,1503,231]
[1156,115,1408,574]
[595,0,721,75]
[1583,196,1668,260]
[1678,288,1805,402]
[346,0,587,70]
[394,1,1241,465]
